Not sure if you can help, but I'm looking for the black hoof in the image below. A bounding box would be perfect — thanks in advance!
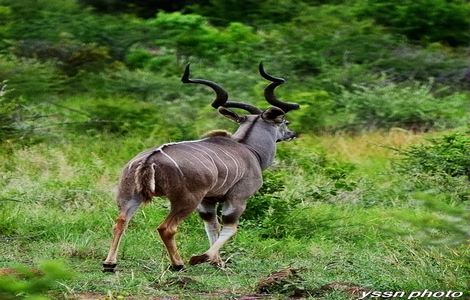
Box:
[102,262,117,273]
[189,254,210,265]
[169,264,185,272]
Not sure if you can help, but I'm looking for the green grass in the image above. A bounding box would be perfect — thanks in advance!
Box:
[0,123,468,299]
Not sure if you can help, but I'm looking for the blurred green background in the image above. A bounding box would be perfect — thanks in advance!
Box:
[0,0,468,299]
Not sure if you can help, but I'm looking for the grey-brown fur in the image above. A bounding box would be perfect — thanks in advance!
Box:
[124,135,262,203]
[103,64,299,271]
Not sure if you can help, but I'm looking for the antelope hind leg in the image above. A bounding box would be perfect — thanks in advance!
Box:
[158,200,198,270]
[103,197,141,272]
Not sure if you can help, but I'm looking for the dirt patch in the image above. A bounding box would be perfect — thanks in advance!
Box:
[0,267,42,277]
[255,267,371,299]
[256,267,309,298]
[69,293,107,300]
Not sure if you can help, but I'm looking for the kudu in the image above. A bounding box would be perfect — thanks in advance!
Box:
[103,63,300,272]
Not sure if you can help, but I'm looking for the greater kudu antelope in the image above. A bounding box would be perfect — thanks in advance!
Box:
[103,63,300,272]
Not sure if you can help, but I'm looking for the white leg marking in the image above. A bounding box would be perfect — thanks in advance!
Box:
[204,220,220,246]
[206,225,237,257]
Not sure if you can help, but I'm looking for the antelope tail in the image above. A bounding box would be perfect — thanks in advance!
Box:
[134,162,156,202]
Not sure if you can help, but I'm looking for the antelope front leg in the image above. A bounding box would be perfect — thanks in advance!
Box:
[190,200,244,267]
[197,200,221,246]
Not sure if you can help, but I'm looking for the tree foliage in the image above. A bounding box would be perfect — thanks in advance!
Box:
[0,0,468,138]
[356,0,470,46]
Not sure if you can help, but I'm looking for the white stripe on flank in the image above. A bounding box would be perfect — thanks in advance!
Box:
[180,147,218,189]
[149,163,156,192]
[127,138,209,170]
[160,149,184,177]
[196,144,229,192]
[128,149,154,170]
[186,145,217,171]
[212,145,241,187]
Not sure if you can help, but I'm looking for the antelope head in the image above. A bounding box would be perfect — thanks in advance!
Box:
[181,63,299,143]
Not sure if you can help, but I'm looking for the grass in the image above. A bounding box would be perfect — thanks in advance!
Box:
[0,123,468,299]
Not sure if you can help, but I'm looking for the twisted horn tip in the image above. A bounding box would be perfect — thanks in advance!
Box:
[259,62,285,83]
[181,64,191,83]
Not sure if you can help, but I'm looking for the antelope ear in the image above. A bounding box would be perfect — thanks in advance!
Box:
[261,107,285,123]
[218,107,244,123]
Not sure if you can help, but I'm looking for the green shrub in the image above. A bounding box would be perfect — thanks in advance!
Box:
[0,261,73,300]
[126,48,153,69]
[242,170,292,223]
[356,0,470,46]
[189,0,304,26]
[289,81,468,132]
[69,101,161,135]
[392,133,470,203]
[148,12,261,65]
[293,90,338,132]
[2,0,153,61]
[370,44,469,88]
[14,40,111,76]
[0,81,39,144]
[397,133,470,178]
[74,68,183,101]
[267,5,401,75]
[333,83,469,131]
[0,56,64,101]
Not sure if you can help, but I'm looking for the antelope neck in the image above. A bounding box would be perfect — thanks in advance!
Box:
[236,115,260,143]
[233,116,277,170]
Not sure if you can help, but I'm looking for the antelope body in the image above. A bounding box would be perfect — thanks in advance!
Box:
[103,63,300,271]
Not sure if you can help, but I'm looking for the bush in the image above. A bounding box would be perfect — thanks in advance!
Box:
[74,68,183,101]
[189,0,304,26]
[266,5,401,75]
[71,102,159,135]
[126,48,154,69]
[290,81,469,132]
[14,40,111,76]
[370,44,470,88]
[148,12,261,65]
[393,132,470,203]
[0,261,73,300]
[0,81,39,144]
[242,170,291,223]
[397,133,470,178]
[2,0,153,61]
[0,55,64,101]
[356,0,470,46]
[333,82,469,131]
